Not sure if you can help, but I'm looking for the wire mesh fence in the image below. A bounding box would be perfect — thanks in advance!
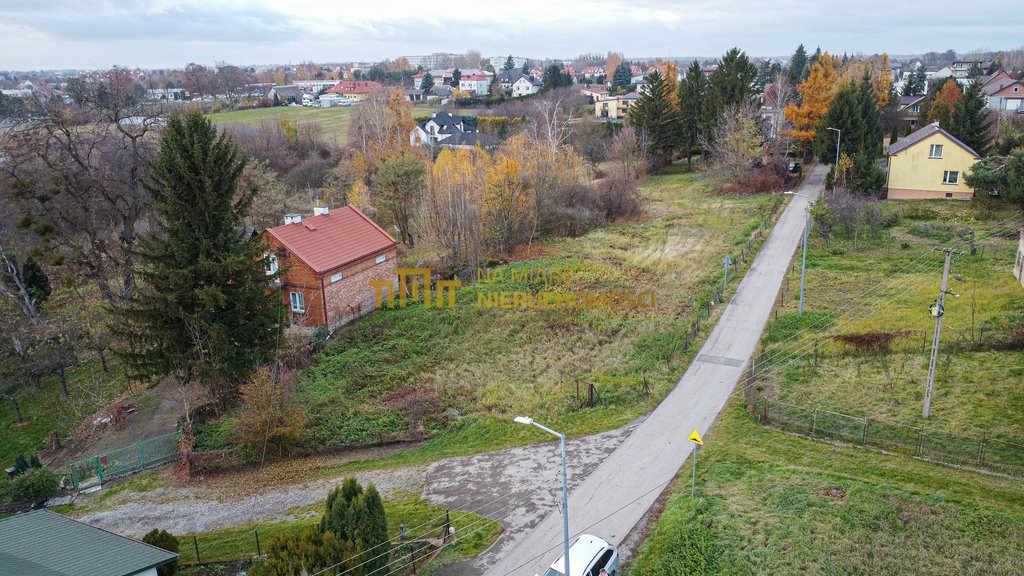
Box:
[69,431,180,490]
[758,398,1024,478]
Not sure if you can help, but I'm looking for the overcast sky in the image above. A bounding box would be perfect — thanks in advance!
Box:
[1,0,1022,71]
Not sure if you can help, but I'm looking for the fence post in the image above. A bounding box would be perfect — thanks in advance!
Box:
[861,419,869,446]
[977,437,986,467]
[811,409,818,436]
[255,529,261,557]
[137,441,144,469]
[193,535,201,564]
[95,456,104,485]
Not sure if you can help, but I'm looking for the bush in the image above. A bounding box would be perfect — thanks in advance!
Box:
[11,467,60,503]
[142,529,180,576]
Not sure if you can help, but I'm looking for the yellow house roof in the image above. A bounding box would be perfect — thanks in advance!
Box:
[888,122,980,159]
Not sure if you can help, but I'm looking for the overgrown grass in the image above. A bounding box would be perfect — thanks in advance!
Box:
[292,168,781,457]
[627,398,1024,575]
[208,105,441,146]
[758,199,1024,439]
[176,493,500,567]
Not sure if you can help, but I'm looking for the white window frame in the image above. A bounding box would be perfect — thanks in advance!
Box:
[264,253,279,276]
[929,144,943,158]
[376,254,387,264]
[943,170,959,185]
[290,291,305,313]
[912,105,921,113]
[330,271,344,283]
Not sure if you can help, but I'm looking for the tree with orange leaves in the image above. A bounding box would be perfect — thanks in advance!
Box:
[927,79,962,131]
[785,53,840,152]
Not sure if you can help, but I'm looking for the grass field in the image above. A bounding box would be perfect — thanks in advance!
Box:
[628,198,1024,575]
[758,199,1024,439]
[283,166,782,460]
[627,398,1024,576]
[208,104,442,147]
[174,492,500,569]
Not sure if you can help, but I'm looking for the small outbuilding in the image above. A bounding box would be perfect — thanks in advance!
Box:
[0,509,179,576]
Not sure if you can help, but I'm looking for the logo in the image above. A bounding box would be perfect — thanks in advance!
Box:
[371,266,656,310]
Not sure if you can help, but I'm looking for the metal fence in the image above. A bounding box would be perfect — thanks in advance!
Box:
[758,398,1024,477]
[69,432,180,490]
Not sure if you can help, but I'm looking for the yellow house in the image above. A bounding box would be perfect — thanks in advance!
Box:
[595,92,640,120]
[886,122,981,200]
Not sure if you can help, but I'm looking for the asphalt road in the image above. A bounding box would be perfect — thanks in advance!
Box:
[481,166,826,576]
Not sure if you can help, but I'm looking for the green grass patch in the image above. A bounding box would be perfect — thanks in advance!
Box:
[177,493,500,566]
[628,399,1024,575]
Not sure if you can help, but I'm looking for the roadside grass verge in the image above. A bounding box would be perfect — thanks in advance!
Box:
[176,493,500,566]
[627,398,1024,575]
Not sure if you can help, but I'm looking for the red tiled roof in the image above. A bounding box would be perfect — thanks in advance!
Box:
[461,75,489,80]
[265,206,397,274]
[325,80,383,94]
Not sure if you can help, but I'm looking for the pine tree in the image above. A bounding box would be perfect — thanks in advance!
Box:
[353,485,389,575]
[612,62,632,91]
[951,81,993,156]
[113,111,281,400]
[857,74,884,159]
[679,61,706,170]
[420,72,434,93]
[450,68,461,87]
[142,530,180,576]
[521,60,530,75]
[814,83,861,165]
[503,55,515,71]
[890,125,899,145]
[787,44,808,87]
[628,71,681,168]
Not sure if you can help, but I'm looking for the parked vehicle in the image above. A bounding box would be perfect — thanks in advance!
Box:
[539,534,618,576]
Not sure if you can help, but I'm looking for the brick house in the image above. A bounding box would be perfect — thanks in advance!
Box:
[263,205,397,330]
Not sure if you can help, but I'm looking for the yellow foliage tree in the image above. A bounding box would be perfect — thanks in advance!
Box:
[785,52,840,151]
[234,367,307,462]
[482,148,532,257]
[664,62,680,108]
[424,148,488,268]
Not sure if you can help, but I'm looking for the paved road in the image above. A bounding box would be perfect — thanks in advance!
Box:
[481,166,826,576]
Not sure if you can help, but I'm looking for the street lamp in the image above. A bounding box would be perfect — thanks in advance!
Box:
[785,191,810,315]
[514,416,570,576]
[826,127,841,192]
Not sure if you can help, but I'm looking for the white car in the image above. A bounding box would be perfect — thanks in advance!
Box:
[539,534,619,576]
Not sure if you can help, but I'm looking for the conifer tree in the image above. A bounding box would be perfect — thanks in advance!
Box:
[787,44,808,87]
[951,81,993,156]
[679,61,707,169]
[420,72,434,93]
[856,74,884,159]
[628,71,681,168]
[450,68,461,87]
[814,83,861,165]
[114,111,281,400]
[503,55,515,71]
[612,62,632,91]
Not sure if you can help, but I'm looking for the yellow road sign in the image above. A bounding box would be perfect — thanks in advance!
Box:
[688,429,703,445]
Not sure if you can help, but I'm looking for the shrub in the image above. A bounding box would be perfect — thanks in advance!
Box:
[142,529,180,576]
[11,467,60,503]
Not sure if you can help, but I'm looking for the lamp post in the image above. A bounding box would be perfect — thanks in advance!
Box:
[826,127,841,192]
[515,416,570,576]
[785,191,810,315]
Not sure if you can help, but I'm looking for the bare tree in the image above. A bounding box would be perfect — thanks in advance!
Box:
[0,69,165,303]
[702,102,764,181]
[763,74,794,144]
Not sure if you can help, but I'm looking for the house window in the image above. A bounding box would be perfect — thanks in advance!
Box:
[943,170,959,185]
[929,144,943,158]
[912,105,920,113]
[289,291,305,313]
[376,254,387,264]
[264,254,278,275]
[330,272,344,283]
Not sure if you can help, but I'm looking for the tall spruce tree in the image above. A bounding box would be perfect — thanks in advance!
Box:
[612,62,633,91]
[628,71,681,168]
[114,111,281,399]
[787,44,808,87]
[420,72,434,93]
[814,83,862,165]
[951,81,993,156]
[679,61,707,169]
[503,55,515,71]
[703,48,758,145]
[450,68,461,87]
[856,74,884,159]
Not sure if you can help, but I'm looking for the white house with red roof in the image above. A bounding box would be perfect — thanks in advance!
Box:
[263,205,397,330]
[324,81,383,101]
[458,75,491,94]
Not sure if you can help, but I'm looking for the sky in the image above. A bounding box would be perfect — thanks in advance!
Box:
[1,0,1022,71]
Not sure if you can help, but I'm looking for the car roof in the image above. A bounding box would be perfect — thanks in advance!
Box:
[547,534,612,576]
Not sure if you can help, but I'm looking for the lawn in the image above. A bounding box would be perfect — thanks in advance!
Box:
[208,104,442,147]
[175,492,501,571]
[627,398,1024,576]
[287,166,783,460]
[755,199,1024,440]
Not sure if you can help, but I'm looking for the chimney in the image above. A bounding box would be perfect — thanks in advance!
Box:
[284,213,302,225]
[313,200,329,217]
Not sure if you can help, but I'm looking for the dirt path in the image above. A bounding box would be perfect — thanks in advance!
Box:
[76,423,639,542]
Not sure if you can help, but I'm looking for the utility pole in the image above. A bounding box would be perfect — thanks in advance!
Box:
[923,248,954,418]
